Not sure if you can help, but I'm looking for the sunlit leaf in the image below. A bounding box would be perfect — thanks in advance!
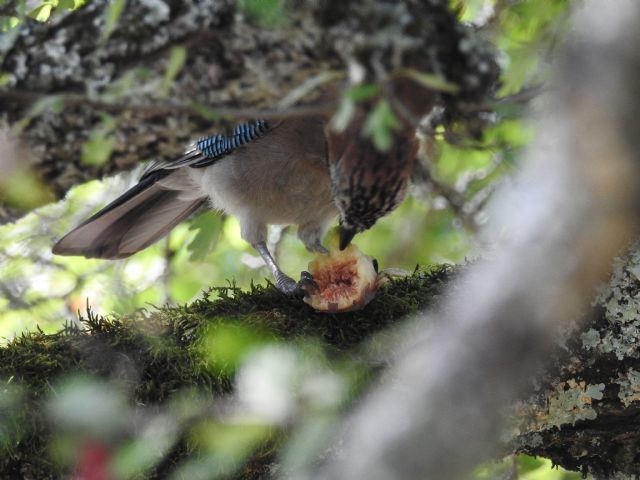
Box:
[189,101,222,121]
[81,135,116,167]
[111,421,177,478]
[519,456,581,479]
[237,0,288,27]
[102,67,152,101]
[81,114,117,167]
[28,3,53,22]
[331,84,380,133]
[395,68,460,93]
[496,0,570,94]
[101,0,126,43]
[0,381,24,448]
[345,83,380,102]
[0,168,54,210]
[330,96,355,133]
[0,15,19,31]
[453,0,494,23]
[160,46,187,98]
[474,455,581,479]
[187,212,222,261]
[198,322,274,375]
[57,0,85,11]
[362,99,399,152]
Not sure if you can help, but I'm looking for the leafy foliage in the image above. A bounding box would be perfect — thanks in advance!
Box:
[237,0,289,27]
[362,99,399,152]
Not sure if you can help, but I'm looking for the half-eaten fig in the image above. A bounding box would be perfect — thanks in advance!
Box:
[303,231,379,313]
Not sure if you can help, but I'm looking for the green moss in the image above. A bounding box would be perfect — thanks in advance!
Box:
[0,266,452,479]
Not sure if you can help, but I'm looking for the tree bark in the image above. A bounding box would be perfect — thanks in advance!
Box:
[511,246,640,478]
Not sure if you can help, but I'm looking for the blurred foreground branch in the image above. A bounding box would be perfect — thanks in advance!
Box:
[309,2,640,479]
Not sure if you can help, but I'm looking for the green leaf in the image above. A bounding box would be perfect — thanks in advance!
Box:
[0,16,21,32]
[237,0,287,27]
[102,68,151,101]
[81,135,116,167]
[332,84,382,133]
[199,322,274,375]
[28,3,53,22]
[330,96,355,133]
[0,168,54,210]
[56,0,84,11]
[13,96,65,132]
[0,72,11,86]
[363,99,399,152]
[57,0,75,9]
[345,83,380,102]
[187,212,222,261]
[189,102,222,121]
[396,68,459,93]
[29,95,65,116]
[101,0,126,43]
[81,114,117,167]
[160,46,187,98]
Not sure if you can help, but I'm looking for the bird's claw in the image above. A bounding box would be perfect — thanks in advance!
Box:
[312,244,329,255]
[276,271,320,299]
[276,274,301,297]
[298,270,320,296]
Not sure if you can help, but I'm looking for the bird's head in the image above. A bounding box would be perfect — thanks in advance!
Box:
[330,133,417,250]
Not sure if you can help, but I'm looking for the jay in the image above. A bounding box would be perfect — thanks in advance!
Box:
[53,113,416,296]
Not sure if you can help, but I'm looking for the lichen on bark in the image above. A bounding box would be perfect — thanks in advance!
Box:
[511,245,640,478]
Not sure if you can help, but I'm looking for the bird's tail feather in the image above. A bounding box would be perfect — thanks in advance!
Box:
[53,173,205,259]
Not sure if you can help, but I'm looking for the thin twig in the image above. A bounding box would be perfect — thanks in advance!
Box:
[0,89,338,120]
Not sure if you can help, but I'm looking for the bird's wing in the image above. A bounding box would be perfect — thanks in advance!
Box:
[52,169,205,259]
[140,119,271,179]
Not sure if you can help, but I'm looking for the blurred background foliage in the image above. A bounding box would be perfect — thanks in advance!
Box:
[0,0,581,478]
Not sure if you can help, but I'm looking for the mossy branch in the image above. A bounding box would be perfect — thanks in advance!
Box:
[0,268,452,479]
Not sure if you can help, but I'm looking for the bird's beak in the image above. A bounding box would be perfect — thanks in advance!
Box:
[339,226,356,250]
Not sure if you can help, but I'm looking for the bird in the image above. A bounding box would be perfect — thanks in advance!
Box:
[53,113,416,296]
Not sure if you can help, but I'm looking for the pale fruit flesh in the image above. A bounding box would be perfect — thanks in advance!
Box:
[303,240,378,313]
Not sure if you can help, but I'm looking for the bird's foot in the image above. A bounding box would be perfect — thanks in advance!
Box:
[275,271,319,298]
[309,243,329,255]
[298,270,320,295]
[275,273,300,297]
